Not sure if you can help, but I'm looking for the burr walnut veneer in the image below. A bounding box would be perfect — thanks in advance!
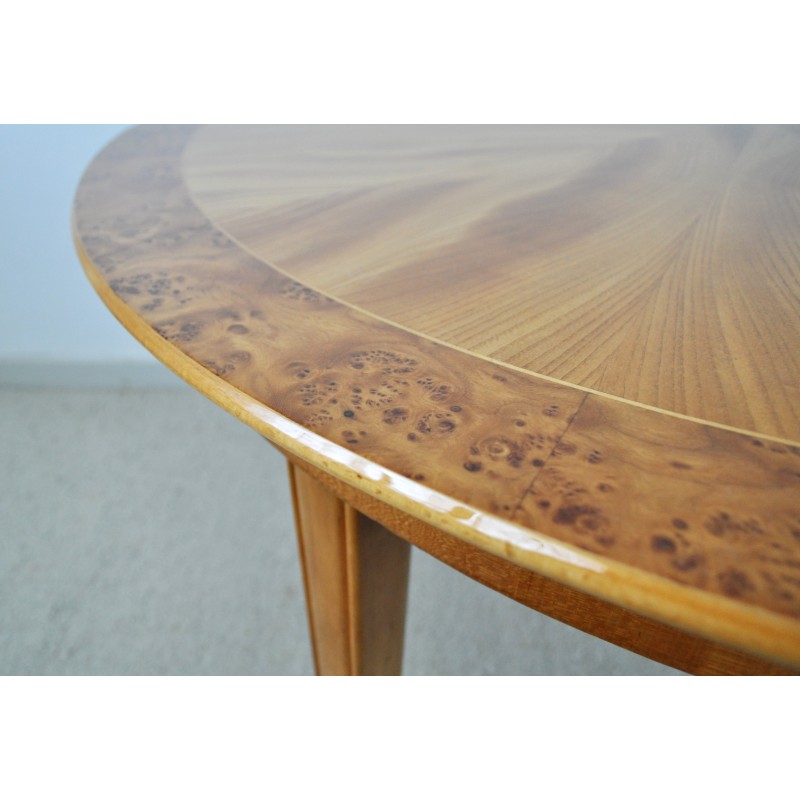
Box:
[73,125,800,674]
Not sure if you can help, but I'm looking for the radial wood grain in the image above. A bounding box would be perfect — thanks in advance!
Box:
[183,124,800,441]
[72,125,800,669]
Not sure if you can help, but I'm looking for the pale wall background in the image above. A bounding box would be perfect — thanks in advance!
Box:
[0,124,169,377]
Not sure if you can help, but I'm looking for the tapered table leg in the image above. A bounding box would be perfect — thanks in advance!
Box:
[288,461,411,675]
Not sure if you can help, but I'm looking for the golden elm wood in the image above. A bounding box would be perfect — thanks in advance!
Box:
[184,124,800,441]
[288,461,410,675]
[72,125,800,673]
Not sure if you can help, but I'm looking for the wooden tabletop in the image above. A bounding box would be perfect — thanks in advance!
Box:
[73,125,800,669]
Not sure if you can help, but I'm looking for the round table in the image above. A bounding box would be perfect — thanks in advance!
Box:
[73,125,800,674]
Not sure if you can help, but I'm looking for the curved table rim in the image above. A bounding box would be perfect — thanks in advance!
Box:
[72,125,800,671]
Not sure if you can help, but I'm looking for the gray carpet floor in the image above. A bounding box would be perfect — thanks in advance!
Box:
[0,385,681,675]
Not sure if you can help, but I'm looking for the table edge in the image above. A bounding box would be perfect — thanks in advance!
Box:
[71,125,800,669]
[73,225,800,670]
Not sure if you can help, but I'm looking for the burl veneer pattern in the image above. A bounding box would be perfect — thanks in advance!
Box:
[73,125,800,666]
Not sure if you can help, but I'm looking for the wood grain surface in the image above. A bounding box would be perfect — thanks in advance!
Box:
[72,125,800,669]
[289,462,409,675]
[184,125,800,441]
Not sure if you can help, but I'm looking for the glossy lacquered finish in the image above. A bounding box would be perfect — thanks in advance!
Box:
[73,125,800,672]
